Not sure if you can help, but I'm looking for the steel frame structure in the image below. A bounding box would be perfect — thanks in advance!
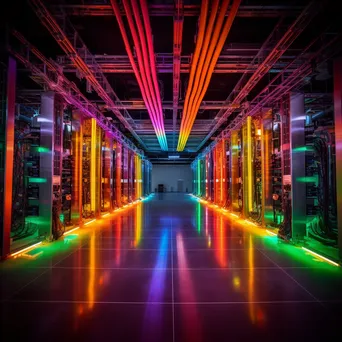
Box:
[8,0,340,158]
[10,31,144,157]
[29,0,147,150]
[58,52,301,74]
[56,4,303,18]
[197,0,324,151]
[193,29,342,163]
[172,0,184,151]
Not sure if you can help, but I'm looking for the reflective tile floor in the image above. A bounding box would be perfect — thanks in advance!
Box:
[1,193,342,341]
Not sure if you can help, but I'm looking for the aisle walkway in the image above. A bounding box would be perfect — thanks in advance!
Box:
[1,193,342,341]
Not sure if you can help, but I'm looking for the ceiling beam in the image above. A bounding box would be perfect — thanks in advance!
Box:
[196,0,324,151]
[10,31,144,157]
[28,0,148,151]
[196,29,342,160]
[58,53,300,74]
[55,4,303,17]
[104,100,239,110]
[173,0,184,151]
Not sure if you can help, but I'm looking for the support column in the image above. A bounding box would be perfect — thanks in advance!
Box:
[39,91,55,238]
[101,132,112,212]
[116,142,122,207]
[221,139,227,207]
[334,58,342,259]
[290,93,306,242]
[262,110,273,226]
[242,116,254,218]
[71,110,83,225]
[230,130,239,212]
[90,118,101,218]
[1,57,16,258]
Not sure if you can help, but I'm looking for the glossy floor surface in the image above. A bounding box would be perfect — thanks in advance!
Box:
[1,193,342,341]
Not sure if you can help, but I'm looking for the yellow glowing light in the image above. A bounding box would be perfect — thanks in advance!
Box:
[245,219,258,227]
[64,226,80,235]
[230,213,239,218]
[248,235,255,322]
[233,276,240,289]
[134,203,142,247]
[91,119,97,212]
[102,213,110,217]
[302,247,339,267]
[88,233,96,308]
[266,229,277,236]
[10,242,42,257]
[247,116,253,212]
[85,219,96,226]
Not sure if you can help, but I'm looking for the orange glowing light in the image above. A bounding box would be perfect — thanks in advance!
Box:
[248,235,255,323]
[10,242,42,257]
[88,233,96,308]
[64,226,80,235]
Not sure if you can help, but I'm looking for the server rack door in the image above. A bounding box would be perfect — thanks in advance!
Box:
[115,142,122,208]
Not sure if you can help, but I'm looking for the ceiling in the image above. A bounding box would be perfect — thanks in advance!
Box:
[4,0,342,163]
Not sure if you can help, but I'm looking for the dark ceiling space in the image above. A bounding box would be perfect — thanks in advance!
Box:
[2,0,342,163]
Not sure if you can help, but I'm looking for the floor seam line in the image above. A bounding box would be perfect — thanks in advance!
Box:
[257,247,322,304]
[171,216,175,342]
[3,240,88,302]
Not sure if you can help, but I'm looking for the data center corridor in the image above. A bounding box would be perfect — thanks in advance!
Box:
[1,193,342,341]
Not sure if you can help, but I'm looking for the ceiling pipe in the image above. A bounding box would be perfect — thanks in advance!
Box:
[181,0,209,132]
[190,0,240,123]
[184,0,221,130]
[110,0,167,150]
[122,0,160,132]
[129,0,161,133]
[140,0,165,125]
[186,0,231,125]
[178,0,241,150]
[179,0,229,148]
[177,0,241,151]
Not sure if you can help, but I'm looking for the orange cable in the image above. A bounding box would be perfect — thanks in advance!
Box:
[179,0,230,149]
[178,0,241,150]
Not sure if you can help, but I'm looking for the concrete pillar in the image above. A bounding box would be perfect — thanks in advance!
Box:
[290,93,307,242]
[1,57,16,258]
[38,91,55,238]
[242,116,253,218]
[71,110,83,225]
[261,110,274,226]
[334,58,342,259]
[230,130,240,212]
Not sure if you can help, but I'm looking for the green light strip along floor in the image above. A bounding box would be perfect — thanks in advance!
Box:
[192,195,341,268]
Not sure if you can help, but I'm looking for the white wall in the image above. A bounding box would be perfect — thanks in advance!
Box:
[152,164,192,192]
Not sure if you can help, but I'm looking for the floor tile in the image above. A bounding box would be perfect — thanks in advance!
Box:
[1,193,341,341]
[58,248,172,269]
[173,268,315,303]
[0,302,173,342]
[173,303,342,342]
[12,268,173,303]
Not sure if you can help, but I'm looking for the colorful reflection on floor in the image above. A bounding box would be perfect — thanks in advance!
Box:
[0,193,342,341]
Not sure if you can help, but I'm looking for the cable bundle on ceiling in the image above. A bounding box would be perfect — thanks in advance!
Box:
[177,0,241,151]
[110,0,168,151]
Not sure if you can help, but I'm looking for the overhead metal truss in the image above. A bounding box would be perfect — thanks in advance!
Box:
[58,52,301,74]
[172,0,184,151]
[197,0,324,151]
[194,29,342,162]
[10,0,341,161]
[28,0,148,150]
[55,4,303,18]
[98,100,239,111]
[10,31,144,157]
